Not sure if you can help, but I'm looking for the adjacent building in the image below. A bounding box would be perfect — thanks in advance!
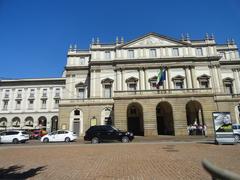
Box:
[0,78,65,132]
[59,32,240,136]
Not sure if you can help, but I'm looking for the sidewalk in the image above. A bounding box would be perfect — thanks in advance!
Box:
[76,135,215,144]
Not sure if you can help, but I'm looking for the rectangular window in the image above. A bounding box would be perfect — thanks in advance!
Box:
[225,84,233,94]
[4,90,10,98]
[150,49,157,57]
[54,99,59,108]
[104,84,112,98]
[128,50,134,59]
[200,81,209,88]
[78,88,85,99]
[150,81,157,90]
[172,48,179,56]
[2,100,8,110]
[55,88,60,97]
[15,100,21,110]
[196,48,203,56]
[28,100,34,109]
[30,89,35,98]
[42,89,47,98]
[175,82,183,89]
[41,99,47,109]
[17,90,22,98]
[105,51,111,59]
[128,83,137,91]
[80,57,85,65]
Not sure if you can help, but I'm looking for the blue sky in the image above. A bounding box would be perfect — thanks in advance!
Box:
[0,0,240,79]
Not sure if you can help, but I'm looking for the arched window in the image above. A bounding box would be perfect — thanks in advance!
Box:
[197,74,210,88]
[0,117,7,127]
[12,117,20,127]
[74,109,80,116]
[25,116,34,127]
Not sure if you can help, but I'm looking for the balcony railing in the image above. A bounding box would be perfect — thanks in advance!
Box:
[114,88,213,97]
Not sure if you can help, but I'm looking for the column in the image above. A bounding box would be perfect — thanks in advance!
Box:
[138,69,141,90]
[209,65,216,93]
[117,69,122,91]
[140,68,145,90]
[184,67,189,89]
[187,67,193,89]
[214,66,221,92]
[167,67,171,89]
[114,70,117,91]
[90,70,95,97]
[217,66,224,92]
[144,68,147,90]
[233,69,240,94]
[122,69,126,91]
[190,66,197,89]
[165,68,169,89]
[120,69,123,91]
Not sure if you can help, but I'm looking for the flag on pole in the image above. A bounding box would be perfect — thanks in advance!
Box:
[156,68,166,89]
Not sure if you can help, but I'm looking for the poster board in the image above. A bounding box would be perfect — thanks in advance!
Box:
[212,112,236,144]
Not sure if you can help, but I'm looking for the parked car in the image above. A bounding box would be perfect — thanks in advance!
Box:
[84,125,134,144]
[233,124,240,142]
[30,129,47,139]
[41,130,77,143]
[0,130,30,144]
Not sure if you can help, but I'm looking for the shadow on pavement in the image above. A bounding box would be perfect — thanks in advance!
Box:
[0,165,46,179]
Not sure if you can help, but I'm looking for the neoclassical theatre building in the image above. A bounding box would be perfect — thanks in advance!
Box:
[59,32,240,136]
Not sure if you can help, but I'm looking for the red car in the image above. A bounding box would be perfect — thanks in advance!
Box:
[30,129,47,139]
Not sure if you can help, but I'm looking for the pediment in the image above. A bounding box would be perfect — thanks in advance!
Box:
[120,33,187,48]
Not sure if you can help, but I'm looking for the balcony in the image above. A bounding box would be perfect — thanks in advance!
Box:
[60,98,114,106]
[114,88,213,98]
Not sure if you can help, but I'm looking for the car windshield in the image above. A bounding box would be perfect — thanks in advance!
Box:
[111,126,120,131]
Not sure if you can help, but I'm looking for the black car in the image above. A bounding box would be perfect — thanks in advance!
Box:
[84,125,134,144]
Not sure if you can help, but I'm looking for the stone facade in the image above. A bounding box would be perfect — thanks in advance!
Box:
[59,32,240,136]
[0,78,65,131]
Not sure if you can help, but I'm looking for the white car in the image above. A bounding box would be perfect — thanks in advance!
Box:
[233,124,240,142]
[0,130,30,144]
[41,130,77,143]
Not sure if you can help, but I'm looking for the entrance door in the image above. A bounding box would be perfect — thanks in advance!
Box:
[73,119,80,136]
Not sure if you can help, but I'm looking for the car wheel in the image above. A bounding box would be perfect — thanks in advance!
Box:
[65,137,71,143]
[43,138,49,143]
[122,136,130,143]
[234,134,240,142]
[91,137,99,144]
[12,138,19,144]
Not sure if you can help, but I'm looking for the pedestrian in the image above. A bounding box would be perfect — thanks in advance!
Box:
[203,124,207,137]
